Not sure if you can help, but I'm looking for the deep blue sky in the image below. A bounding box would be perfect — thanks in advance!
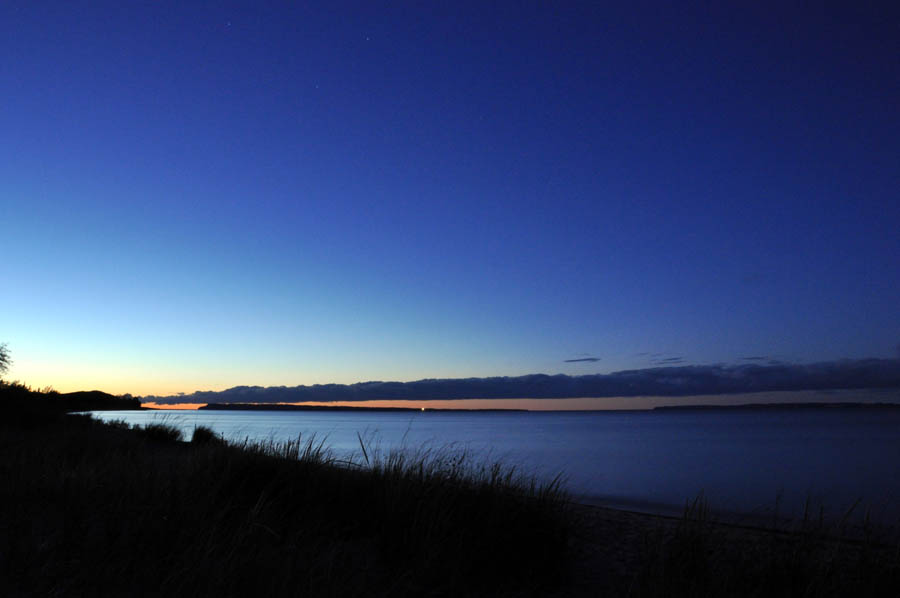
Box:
[2,2,898,395]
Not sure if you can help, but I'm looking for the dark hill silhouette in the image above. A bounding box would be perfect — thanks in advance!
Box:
[1,382,141,419]
[55,390,141,411]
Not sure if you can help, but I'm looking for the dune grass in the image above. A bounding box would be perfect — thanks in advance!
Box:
[138,421,185,443]
[0,406,572,597]
[190,424,226,445]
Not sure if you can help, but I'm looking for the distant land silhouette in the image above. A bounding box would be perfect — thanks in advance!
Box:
[653,402,900,411]
[1,383,141,414]
[200,401,899,413]
[200,403,527,413]
[143,358,900,404]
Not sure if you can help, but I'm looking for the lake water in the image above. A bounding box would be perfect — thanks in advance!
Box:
[90,407,900,523]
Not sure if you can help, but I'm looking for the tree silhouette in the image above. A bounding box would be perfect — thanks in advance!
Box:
[0,343,10,378]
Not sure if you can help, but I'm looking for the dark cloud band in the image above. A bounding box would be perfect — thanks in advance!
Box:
[144,359,900,404]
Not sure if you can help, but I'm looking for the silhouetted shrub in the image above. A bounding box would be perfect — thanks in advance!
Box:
[191,425,225,445]
[139,422,183,442]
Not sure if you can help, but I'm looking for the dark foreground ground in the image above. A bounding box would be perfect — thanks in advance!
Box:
[567,501,900,597]
[1,383,899,596]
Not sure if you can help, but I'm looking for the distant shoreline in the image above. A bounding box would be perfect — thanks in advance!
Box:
[185,400,900,413]
[652,401,900,411]
[198,402,528,413]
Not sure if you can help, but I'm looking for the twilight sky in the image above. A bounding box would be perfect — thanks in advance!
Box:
[2,2,898,397]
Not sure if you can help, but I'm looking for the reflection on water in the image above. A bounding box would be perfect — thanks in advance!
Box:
[91,406,900,522]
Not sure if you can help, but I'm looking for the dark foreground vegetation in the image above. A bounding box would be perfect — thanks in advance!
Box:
[2,381,899,596]
[0,383,570,597]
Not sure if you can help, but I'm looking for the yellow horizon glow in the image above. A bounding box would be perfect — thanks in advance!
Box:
[4,366,242,397]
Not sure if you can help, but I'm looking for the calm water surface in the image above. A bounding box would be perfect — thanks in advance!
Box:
[90,408,900,522]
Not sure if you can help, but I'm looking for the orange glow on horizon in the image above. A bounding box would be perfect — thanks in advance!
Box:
[136,389,899,411]
[141,399,606,411]
[141,399,615,411]
[140,397,679,411]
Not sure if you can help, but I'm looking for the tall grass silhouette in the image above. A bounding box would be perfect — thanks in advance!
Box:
[0,399,572,597]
